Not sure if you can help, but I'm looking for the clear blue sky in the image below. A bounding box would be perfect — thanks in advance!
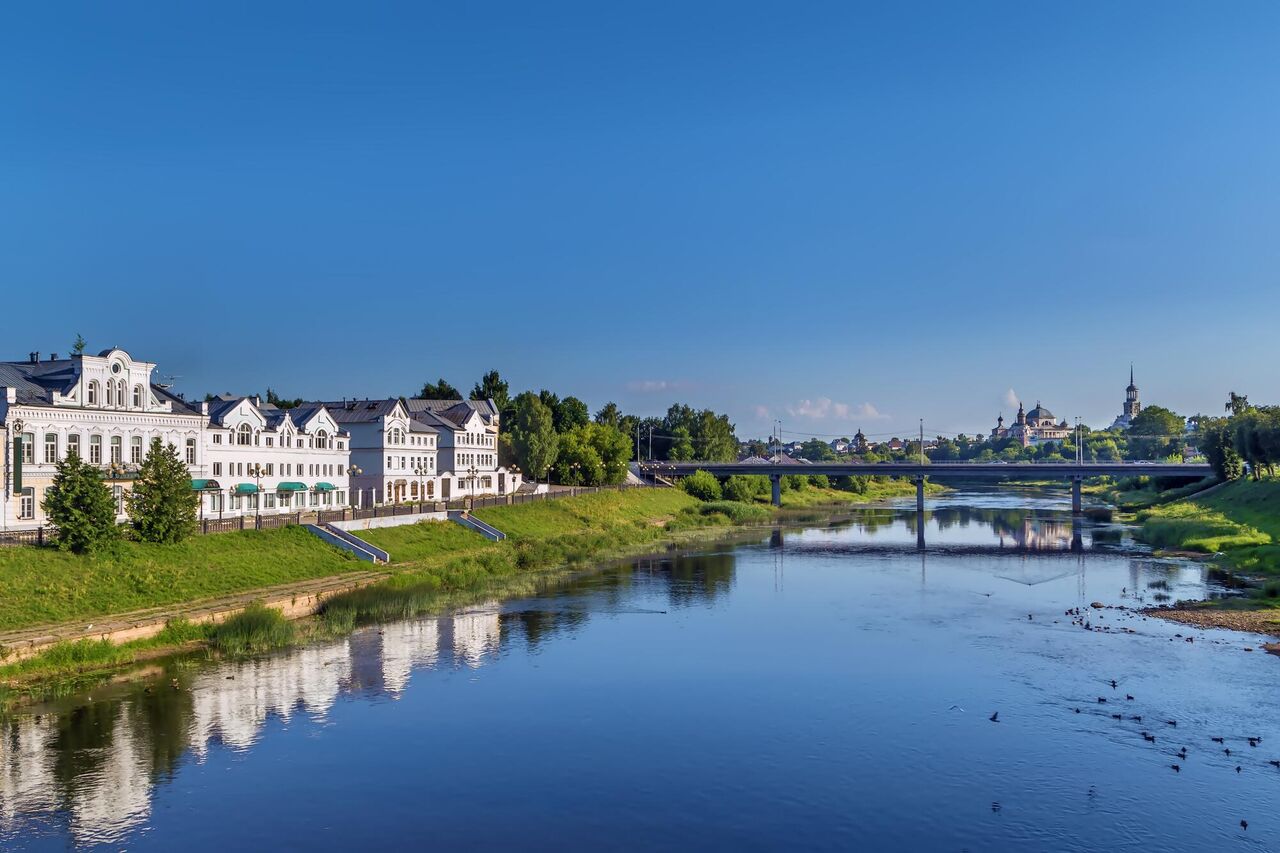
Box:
[4,2,1277,441]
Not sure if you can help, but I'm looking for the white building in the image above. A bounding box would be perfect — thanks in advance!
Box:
[198,395,350,517]
[405,398,521,499]
[0,349,207,531]
[317,398,438,505]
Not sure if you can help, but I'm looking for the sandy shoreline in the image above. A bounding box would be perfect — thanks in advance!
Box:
[1143,603,1280,642]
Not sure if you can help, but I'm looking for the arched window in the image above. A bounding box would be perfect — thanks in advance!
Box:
[104,379,114,406]
[132,385,143,408]
[254,430,261,446]
[315,429,329,450]
[237,424,252,446]
[87,381,98,406]
[117,382,125,407]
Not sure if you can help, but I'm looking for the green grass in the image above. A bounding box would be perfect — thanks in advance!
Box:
[1137,479,1280,602]
[0,618,208,681]
[207,604,297,656]
[1105,477,1217,510]
[0,525,361,633]
[762,481,941,508]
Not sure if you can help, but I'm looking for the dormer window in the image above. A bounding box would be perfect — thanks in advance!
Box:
[87,381,99,406]
[132,385,143,408]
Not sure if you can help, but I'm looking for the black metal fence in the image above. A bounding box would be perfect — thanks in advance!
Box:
[0,483,656,548]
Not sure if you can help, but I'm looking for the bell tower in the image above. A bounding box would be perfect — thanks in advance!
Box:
[1125,365,1140,419]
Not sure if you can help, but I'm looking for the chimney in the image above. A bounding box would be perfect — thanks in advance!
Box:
[28,352,38,363]
[50,352,58,361]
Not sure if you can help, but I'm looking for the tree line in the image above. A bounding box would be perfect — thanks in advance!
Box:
[413,371,739,487]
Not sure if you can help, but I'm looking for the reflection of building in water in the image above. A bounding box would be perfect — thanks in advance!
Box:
[452,603,502,668]
[995,518,1075,551]
[0,609,484,847]
[68,711,152,844]
[188,641,352,755]
[380,620,441,694]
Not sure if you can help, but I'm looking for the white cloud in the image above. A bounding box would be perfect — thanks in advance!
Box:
[785,398,887,421]
[1003,388,1019,409]
[753,405,771,419]
[627,379,671,393]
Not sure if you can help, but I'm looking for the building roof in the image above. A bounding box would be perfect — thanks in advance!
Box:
[309,399,404,424]
[1026,403,1054,420]
[403,398,498,427]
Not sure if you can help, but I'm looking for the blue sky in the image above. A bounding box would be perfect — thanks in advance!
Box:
[3,2,1277,441]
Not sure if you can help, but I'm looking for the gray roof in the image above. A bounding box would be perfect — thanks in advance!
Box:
[404,398,498,426]
[308,398,403,424]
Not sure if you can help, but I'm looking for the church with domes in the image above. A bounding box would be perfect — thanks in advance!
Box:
[990,401,1072,446]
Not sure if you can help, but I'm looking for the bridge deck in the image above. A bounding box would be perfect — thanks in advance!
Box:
[640,462,1212,480]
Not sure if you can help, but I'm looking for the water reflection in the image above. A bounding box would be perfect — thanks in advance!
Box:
[0,492,1259,850]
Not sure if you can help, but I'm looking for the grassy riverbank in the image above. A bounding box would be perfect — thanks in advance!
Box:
[0,490,758,694]
[761,480,943,509]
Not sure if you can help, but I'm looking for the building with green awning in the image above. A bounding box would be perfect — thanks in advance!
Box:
[190,479,221,491]
[313,482,335,492]
[233,483,259,495]
[275,482,307,492]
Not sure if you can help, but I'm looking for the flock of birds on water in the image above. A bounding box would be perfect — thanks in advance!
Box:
[975,603,1273,836]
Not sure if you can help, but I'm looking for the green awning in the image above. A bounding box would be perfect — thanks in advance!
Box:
[313,482,336,492]
[276,482,307,492]
[233,483,259,495]
[191,479,221,491]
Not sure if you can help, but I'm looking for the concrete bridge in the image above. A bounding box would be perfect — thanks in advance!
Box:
[639,461,1212,513]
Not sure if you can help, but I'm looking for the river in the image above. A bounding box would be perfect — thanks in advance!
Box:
[3,488,1278,851]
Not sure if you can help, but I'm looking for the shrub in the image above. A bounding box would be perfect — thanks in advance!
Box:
[783,474,808,492]
[681,470,722,501]
[723,474,768,503]
[808,474,830,489]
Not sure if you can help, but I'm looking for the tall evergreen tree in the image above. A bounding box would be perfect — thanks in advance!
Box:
[43,452,118,553]
[129,438,200,543]
[507,392,559,481]
[469,370,510,410]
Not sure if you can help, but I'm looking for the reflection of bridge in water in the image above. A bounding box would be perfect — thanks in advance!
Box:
[768,507,1094,553]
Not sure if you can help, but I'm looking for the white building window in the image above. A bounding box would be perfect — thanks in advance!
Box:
[213,433,223,445]
[67,433,80,459]
[315,429,329,450]
[116,382,125,407]
[20,433,34,464]
[131,436,143,464]
[110,436,123,464]
[212,462,222,476]
[264,493,276,509]
[237,424,252,446]
[19,488,35,519]
[89,435,102,464]
[44,433,57,464]
[113,485,125,515]
[185,438,196,464]
[132,385,143,408]
[87,381,99,405]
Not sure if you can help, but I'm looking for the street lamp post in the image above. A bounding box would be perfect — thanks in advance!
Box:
[345,464,362,508]
[248,463,265,521]
[412,462,428,508]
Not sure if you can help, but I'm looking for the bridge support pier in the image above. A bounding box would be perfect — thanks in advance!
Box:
[771,474,782,507]
[1071,476,1082,516]
[916,476,926,550]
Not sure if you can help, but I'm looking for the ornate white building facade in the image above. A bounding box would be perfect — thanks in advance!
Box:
[0,349,207,531]
[198,396,350,517]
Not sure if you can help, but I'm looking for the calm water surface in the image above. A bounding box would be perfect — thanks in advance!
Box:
[4,489,1279,851]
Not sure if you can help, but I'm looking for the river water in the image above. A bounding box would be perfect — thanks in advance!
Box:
[3,488,1279,851]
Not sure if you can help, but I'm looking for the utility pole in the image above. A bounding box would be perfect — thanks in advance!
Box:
[648,426,653,462]
[919,419,925,465]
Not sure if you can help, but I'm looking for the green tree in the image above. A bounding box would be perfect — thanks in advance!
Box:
[417,377,460,399]
[470,370,510,410]
[799,438,837,462]
[72,333,87,355]
[1127,405,1185,460]
[265,388,302,409]
[507,392,559,480]
[554,428,604,486]
[128,438,200,543]
[1195,416,1244,481]
[1226,391,1251,417]
[553,395,590,432]
[680,470,722,501]
[723,474,768,502]
[43,452,117,553]
[668,426,695,461]
[594,402,622,428]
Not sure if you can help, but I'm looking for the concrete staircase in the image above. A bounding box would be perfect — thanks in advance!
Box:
[448,511,506,541]
[305,523,391,563]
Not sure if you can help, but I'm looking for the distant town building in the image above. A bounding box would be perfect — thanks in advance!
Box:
[991,401,1071,447]
[1109,366,1141,430]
